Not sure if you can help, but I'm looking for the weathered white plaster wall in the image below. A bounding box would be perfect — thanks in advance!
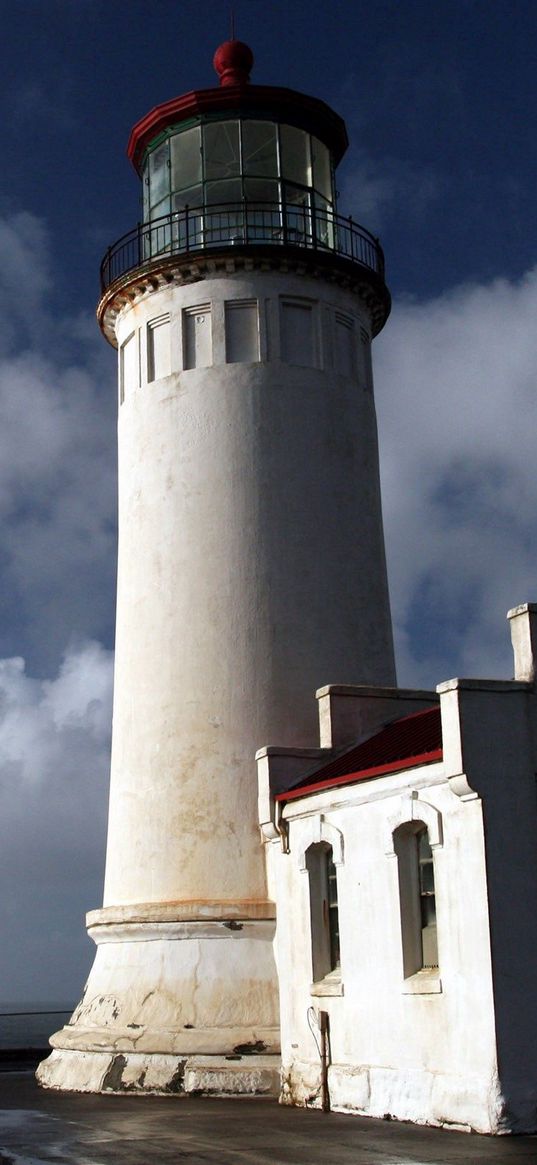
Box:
[270,767,501,1132]
[106,270,395,908]
[266,629,537,1133]
[39,266,395,1093]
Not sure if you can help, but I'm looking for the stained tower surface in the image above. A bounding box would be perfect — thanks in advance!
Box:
[37,40,395,1095]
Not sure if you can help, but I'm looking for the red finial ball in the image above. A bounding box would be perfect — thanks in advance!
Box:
[213,40,254,87]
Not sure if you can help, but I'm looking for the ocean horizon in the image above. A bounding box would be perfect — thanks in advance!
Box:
[0,1003,74,1050]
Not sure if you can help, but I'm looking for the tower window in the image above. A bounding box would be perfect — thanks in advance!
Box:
[120,331,138,404]
[225,301,260,364]
[334,312,356,377]
[280,299,317,368]
[306,843,340,983]
[183,305,212,370]
[394,822,438,977]
[147,315,171,382]
[360,326,373,392]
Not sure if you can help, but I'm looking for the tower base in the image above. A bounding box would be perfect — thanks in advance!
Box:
[37,1049,280,1096]
[36,901,280,1096]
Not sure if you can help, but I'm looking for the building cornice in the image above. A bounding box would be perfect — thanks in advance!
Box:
[97,247,391,346]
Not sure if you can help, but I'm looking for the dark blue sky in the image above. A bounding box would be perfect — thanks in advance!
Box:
[1,0,536,319]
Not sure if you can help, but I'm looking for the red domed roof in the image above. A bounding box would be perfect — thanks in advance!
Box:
[213,40,253,87]
[127,42,348,173]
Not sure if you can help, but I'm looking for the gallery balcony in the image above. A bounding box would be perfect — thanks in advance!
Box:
[100,201,386,292]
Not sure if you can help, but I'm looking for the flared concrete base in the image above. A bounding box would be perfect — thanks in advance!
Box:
[37,1048,280,1096]
[36,901,281,1096]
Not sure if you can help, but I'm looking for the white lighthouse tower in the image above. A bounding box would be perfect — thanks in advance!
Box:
[38,40,395,1095]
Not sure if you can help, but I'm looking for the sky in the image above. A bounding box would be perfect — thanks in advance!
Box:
[0,0,536,1005]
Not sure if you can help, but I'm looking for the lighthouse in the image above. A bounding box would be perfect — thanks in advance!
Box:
[38,40,395,1095]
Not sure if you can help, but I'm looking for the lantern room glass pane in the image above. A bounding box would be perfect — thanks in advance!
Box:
[280,125,311,187]
[205,178,242,206]
[244,178,279,205]
[172,185,203,211]
[150,218,172,255]
[244,180,280,242]
[314,193,334,248]
[171,187,203,250]
[148,141,170,206]
[283,185,311,243]
[312,137,332,201]
[242,121,278,176]
[170,126,202,192]
[204,121,240,179]
[150,197,170,221]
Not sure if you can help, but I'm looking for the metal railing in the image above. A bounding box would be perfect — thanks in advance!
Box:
[100,202,385,292]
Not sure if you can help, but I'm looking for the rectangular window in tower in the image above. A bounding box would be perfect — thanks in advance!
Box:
[334,312,356,377]
[183,305,212,370]
[360,325,373,392]
[280,299,317,367]
[225,301,260,363]
[120,331,138,404]
[147,315,171,382]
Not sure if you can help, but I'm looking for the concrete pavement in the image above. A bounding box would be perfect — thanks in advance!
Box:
[0,1072,536,1164]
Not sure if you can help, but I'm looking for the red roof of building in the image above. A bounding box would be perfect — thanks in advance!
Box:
[127,83,349,173]
[276,705,442,803]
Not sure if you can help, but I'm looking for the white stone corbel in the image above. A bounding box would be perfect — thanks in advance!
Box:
[384,791,443,857]
[298,814,344,871]
[256,745,328,850]
[258,796,289,853]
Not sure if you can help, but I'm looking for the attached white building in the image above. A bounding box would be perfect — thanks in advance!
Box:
[258,603,537,1134]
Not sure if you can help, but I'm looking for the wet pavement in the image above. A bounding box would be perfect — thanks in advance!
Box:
[0,1072,536,1165]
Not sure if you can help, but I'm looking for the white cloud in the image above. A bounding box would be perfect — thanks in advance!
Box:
[375,268,537,686]
[0,214,52,354]
[0,641,113,773]
[338,151,439,232]
[0,641,113,1002]
[0,212,116,672]
[0,211,116,1001]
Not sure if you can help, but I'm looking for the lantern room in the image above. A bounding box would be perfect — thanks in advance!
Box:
[141,116,335,232]
[129,40,344,229]
[100,41,389,337]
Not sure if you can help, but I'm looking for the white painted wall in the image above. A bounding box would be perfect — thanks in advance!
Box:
[106,270,395,908]
[266,639,537,1134]
[269,767,501,1132]
[40,266,395,1093]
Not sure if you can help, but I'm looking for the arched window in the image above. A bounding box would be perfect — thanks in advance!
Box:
[393,822,438,977]
[306,842,340,984]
